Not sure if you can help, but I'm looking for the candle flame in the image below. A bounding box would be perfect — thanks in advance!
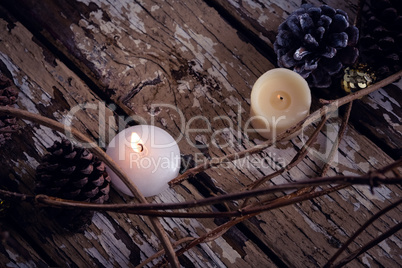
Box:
[131,132,143,153]
[277,94,284,100]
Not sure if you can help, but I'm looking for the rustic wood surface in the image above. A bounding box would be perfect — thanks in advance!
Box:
[0,0,401,267]
[209,0,402,159]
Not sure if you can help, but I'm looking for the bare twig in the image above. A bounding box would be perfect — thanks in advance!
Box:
[0,189,34,201]
[30,172,402,217]
[320,102,353,176]
[136,237,195,268]
[331,222,402,268]
[324,198,402,268]
[1,69,401,267]
[374,158,402,174]
[169,70,402,186]
[240,115,328,208]
[244,102,352,211]
[0,106,180,268]
[246,115,328,191]
[170,184,348,264]
[319,98,333,105]
[0,129,18,133]
[286,102,353,204]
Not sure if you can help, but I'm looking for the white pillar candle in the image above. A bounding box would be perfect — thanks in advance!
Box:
[250,68,311,140]
[106,125,180,197]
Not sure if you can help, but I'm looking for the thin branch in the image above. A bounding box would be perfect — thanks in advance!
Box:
[170,184,348,264]
[331,222,402,268]
[136,237,195,268]
[0,107,143,200]
[1,70,401,267]
[239,115,328,208]
[0,189,34,201]
[0,106,180,268]
[46,185,346,219]
[244,102,352,210]
[374,159,402,174]
[32,173,402,217]
[169,70,402,186]
[324,198,402,268]
[247,115,328,190]
[319,98,333,105]
[286,102,353,206]
[320,102,352,177]
[0,129,18,133]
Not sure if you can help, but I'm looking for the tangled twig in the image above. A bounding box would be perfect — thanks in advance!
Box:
[169,70,402,186]
[0,69,401,266]
[0,172,399,217]
[0,106,181,267]
[324,198,402,267]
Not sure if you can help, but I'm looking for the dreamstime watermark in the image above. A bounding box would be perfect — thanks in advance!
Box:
[62,101,341,170]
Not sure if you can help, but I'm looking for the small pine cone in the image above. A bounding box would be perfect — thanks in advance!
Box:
[35,139,111,231]
[360,0,402,78]
[274,4,359,88]
[0,72,19,146]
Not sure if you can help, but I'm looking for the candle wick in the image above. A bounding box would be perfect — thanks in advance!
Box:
[137,144,144,152]
[276,94,284,101]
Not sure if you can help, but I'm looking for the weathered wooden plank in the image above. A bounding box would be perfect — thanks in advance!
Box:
[222,114,402,267]
[1,0,401,267]
[208,0,402,159]
[248,122,402,268]
[0,6,277,268]
[0,219,48,268]
[0,15,164,268]
[0,14,151,267]
[207,0,359,46]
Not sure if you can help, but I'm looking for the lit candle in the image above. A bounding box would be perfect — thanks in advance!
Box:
[106,125,180,197]
[250,68,311,140]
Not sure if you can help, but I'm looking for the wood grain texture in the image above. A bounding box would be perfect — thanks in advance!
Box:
[208,0,402,159]
[0,219,48,268]
[0,0,401,267]
[0,15,149,267]
[0,6,276,268]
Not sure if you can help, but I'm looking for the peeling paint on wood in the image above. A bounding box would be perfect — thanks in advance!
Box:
[0,0,401,267]
[210,0,402,159]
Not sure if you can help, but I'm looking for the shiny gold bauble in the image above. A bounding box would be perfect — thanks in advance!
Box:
[341,64,376,93]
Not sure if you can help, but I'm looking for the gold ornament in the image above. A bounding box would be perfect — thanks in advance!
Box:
[342,64,376,94]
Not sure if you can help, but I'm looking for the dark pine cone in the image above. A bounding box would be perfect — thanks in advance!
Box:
[0,72,19,146]
[360,0,402,78]
[274,4,359,88]
[35,139,111,231]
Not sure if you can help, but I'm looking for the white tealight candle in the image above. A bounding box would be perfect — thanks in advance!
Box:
[250,68,311,140]
[106,125,180,197]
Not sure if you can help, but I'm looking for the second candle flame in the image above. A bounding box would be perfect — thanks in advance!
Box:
[130,132,144,153]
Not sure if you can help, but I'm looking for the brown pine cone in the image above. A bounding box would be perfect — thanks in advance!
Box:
[0,72,19,146]
[35,139,111,231]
